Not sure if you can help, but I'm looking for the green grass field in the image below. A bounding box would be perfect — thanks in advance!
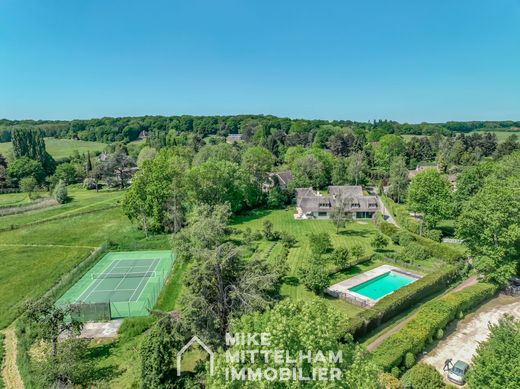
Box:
[473,130,517,142]
[0,137,106,160]
[0,187,171,329]
[0,192,31,207]
[232,208,402,317]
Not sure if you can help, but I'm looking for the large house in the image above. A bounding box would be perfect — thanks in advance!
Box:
[295,185,379,220]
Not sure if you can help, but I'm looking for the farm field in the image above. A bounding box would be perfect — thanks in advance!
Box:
[474,130,518,142]
[0,137,106,160]
[0,188,170,329]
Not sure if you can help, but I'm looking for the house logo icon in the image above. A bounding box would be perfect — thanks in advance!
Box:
[176,335,214,376]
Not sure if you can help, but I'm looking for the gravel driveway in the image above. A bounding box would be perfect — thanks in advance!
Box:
[421,295,520,382]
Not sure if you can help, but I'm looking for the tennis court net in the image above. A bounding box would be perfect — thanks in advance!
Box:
[91,271,157,279]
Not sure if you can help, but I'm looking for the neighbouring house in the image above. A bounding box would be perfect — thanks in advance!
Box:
[262,171,293,192]
[226,134,243,144]
[295,185,379,220]
[138,130,149,140]
[408,164,437,180]
[98,152,109,162]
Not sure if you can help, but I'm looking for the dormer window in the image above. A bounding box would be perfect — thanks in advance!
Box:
[368,203,378,208]
[351,203,360,209]
[319,203,330,208]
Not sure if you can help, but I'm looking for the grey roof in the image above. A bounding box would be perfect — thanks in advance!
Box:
[296,185,379,214]
[273,171,293,186]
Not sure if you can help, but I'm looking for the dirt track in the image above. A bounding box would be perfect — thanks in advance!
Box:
[1,328,24,389]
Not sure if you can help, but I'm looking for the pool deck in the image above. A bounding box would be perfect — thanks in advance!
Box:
[325,265,422,307]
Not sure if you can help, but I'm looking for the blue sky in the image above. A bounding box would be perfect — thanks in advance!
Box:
[1,0,519,122]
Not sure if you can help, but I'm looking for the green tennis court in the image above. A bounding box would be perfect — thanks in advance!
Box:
[57,251,174,320]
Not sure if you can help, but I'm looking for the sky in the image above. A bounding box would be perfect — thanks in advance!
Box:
[1,0,519,123]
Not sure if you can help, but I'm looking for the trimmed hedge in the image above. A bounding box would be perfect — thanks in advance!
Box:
[372,282,497,371]
[345,265,459,339]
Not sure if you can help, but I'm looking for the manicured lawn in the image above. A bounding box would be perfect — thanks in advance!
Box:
[232,208,400,275]
[0,138,106,160]
[232,208,402,318]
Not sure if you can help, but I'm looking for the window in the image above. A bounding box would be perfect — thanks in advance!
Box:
[351,203,360,208]
[368,203,378,208]
[318,211,328,217]
[319,203,330,208]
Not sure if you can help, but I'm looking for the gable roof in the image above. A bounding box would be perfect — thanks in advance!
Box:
[295,185,379,214]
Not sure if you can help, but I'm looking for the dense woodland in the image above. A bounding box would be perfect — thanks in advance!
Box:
[1,116,520,144]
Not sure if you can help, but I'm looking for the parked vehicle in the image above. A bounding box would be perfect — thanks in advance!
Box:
[448,360,469,385]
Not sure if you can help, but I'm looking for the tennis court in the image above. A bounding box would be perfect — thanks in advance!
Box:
[57,251,174,320]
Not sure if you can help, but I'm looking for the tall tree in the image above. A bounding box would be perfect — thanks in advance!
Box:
[457,176,520,284]
[123,149,188,234]
[467,315,520,389]
[11,128,56,175]
[407,169,452,229]
[107,149,135,189]
[24,298,82,356]
[388,156,409,203]
[141,316,186,389]
[180,243,278,347]
[207,299,380,388]
[347,151,367,185]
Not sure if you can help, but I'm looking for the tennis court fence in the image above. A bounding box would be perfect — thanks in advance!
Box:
[60,252,174,321]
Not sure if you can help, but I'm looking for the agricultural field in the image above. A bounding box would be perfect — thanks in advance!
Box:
[0,187,170,329]
[0,137,106,160]
[473,130,517,142]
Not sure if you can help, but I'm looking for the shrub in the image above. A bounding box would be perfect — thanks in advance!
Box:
[308,232,333,257]
[350,244,365,261]
[397,242,432,263]
[371,232,390,251]
[391,366,401,378]
[435,328,444,339]
[52,180,69,204]
[118,316,157,340]
[379,372,402,389]
[331,246,350,268]
[372,283,497,371]
[404,352,415,369]
[424,229,443,242]
[397,231,415,246]
[297,262,330,294]
[82,177,97,190]
[345,266,459,339]
[400,363,445,389]
[279,231,296,248]
[262,220,278,241]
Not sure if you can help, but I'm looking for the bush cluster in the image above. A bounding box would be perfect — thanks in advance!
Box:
[345,265,459,339]
[372,282,497,371]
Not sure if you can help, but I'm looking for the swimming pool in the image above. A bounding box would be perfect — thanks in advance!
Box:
[349,271,414,300]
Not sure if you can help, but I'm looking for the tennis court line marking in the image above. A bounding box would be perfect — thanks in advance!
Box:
[109,261,143,297]
[89,289,139,293]
[77,259,120,302]
[128,258,159,302]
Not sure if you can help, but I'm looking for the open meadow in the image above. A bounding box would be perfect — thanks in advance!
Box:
[0,187,171,329]
[0,138,106,160]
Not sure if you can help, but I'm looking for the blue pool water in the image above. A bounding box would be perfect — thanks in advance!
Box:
[349,272,414,300]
